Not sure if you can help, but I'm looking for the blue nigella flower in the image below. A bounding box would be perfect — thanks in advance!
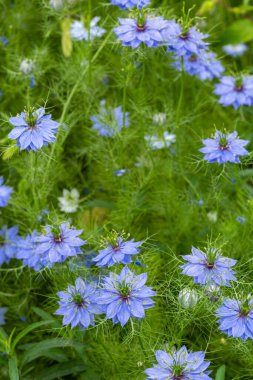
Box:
[0,37,8,46]
[30,75,36,88]
[55,277,102,329]
[144,345,212,380]
[172,51,224,81]
[214,75,253,109]
[70,17,105,41]
[222,43,248,57]
[199,131,249,164]
[96,266,155,326]
[91,105,129,137]
[110,0,150,9]
[0,177,13,207]
[166,21,209,57]
[216,297,253,340]
[35,223,86,264]
[93,236,143,267]
[236,216,246,224]
[0,226,19,265]
[8,107,60,151]
[114,169,128,176]
[0,308,8,325]
[181,246,237,286]
[114,15,172,48]
[16,231,51,271]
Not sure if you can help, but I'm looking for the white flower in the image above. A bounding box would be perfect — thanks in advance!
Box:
[145,131,176,150]
[207,211,217,223]
[70,17,105,41]
[178,288,199,309]
[222,43,248,57]
[58,189,80,213]
[49,0,63,9]
[19,59,36,75]
[153,113,166,125]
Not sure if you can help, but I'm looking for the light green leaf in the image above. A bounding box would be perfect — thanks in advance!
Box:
[215,365,226,380]
[220,19,253,44]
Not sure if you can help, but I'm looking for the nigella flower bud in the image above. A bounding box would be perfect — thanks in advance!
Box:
[19,59,36,75]
[205,284,220,302]
[178,288,199,308]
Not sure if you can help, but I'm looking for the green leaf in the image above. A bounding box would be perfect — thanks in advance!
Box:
[215,365,226,380]
[220,19,253,44]
[36,361,86,380]
[20,338,76,365]
[11,320,53,352]
[8,356,19,380]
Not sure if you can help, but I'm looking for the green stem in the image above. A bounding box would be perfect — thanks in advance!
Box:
[176,59,185,127]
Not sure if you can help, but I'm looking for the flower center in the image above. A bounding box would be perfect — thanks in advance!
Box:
[136,13,147,32]
[219,137,230,151]
[205,261,215,269]
[189,54,198,61]
[0,235,5,245]
[234,77,244,92]
[118,283,131,300]
[172,364,184,379]
[51,226,63,243]
[180,32,189,40]
[25,109,37,128]
[239,300,252,317]
[73,294,85,307]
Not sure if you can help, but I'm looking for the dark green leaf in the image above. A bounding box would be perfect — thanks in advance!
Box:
[36,361,86,380]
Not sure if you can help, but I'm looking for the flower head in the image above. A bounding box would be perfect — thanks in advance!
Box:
[70,17,105,41]
[55,277,102,329]
[0,177,13,207]
[114,169,128,176]
[214,75,253,109]
[93,235,143,267]
[181,246,237,286]
[16,231,51,271]
[91,105,129,137]
[0,37,8,46]
[144,346,211,380]
[8,107,59,151]
[145,131,176,150]
[35,223,86,264]
[19,59,36,75]
[0,226,19,265]
[0,308,7,325]
[153,113,166,125]
[114,15,172,48]
[199,130,249,164]
[166,21,209,57]
[110,0,150,9]
[50,0,63,9]
[173,51,224,80]
[222,43,248,57]
[236,216,246,224]
[97,266,155,326]
[58,189,80,213]
[216,297,253,340]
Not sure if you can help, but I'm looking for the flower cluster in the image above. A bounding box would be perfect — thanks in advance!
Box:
[70,17,105,41]
[216,297,253,340]
[0,226,19,265]
[55,277,102,329]
[35,223,86,264]
[90,104,129,136]
[181,246,237,286]
[214,75,253,109]
[8,107,59,151]
[200,131,249,164]
[0,177,13,207]
[173,51,224,81]
[145,346,212,380]
[110,0,150,9]
[114,16,172,48]
[96,267,155,326]
[93,236,143,267]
